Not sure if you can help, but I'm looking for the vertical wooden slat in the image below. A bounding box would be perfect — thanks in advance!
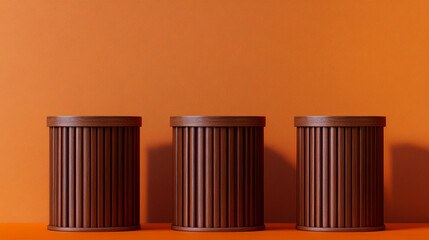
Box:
[376,127,382,227]
[197,127,205,227]
[365,127,371,226]
[345,128,352,228]
[117,127,124,226]
[244,127,250,227]
[83,127,90,228]
[378,127,384,227]
[53,128,58,226]
[236,127,244,227]
[128,128,134,226]
[372,127,378,226]
[136,127,140,225]
[173,128,178,225]
[104,128,111,227]
[135,127,141,226]
[304,127,310,227]
[322,127,329,228]
[127,128,132,226]
[177,128,183,226]
[359,127,366,227]
[371,127,376,227]
[213,128,220,228]
[338,127,345,228]
[228,127,236,227]
[62,128,69,227]
[57,128,62,227]
[204,127,212,228]
[372,127,376,227]
[97,128,104,227]
[190,127,196,227]
[123,128,129,226]
[126,128,133,226]
[249,127,255,227]
[352,127,360,227]
[296,128,300,225]
[90,128,97,228]
[220,127,228,228]
[298,128,305,226]
[49,128,54,226]
[131,128,137,225]
[367,128,373,226]
[329,127,337,228]
[68,128,75,228]
[111,127,118,227]
[258,127,264,226]
[309,127,315,227]
[183,127,190,227]
[315,128,321,227]
[255,127,261,226]
[76,127,83,228]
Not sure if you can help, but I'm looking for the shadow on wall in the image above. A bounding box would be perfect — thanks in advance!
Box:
[389,144,429,222]
[147,145,173,223]
[146,145,295,223]
[264,148,295,223]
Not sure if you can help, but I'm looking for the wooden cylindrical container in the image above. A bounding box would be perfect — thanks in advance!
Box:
[47,116,141,232]
[295,116,386,232]
[170,116,265,232]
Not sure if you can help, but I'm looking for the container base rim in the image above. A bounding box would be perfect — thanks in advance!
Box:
[47,225,141,232]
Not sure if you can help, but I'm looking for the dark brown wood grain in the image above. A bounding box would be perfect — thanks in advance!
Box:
[47,116,141,127]
[296,116,385,232]
[329,127,337,228]
[197,127,204,228]
[171,116,265,232]
[48,116,141,232]
[237,127,244,227]
[304,128,310,227]
[204,127,212,228]
[294,116,386,127]
[170,116,265,127]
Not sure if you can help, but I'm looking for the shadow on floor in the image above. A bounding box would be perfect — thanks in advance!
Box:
[385,223,429,231]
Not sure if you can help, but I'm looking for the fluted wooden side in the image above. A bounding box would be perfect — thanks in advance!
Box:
[172,126,265,232]
[48,126,140,232]
[296,126,385,232]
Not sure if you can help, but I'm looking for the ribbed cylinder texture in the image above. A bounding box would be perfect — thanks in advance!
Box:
[48,127,140,231]
[296,127,384,231]
[172,127,264,231]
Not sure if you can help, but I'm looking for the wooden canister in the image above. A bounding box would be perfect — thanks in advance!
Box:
[171,116,265,232]
[295,116,386,232]
[47,116,141,232]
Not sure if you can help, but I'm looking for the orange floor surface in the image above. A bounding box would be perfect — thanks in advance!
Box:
[1,223,428,240]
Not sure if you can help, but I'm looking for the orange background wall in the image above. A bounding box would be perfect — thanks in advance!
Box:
[1,0,428,223]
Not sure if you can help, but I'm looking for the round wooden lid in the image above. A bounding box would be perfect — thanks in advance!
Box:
[47,116,142,127]
[294,116,386,127]
[170,116,266,127]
